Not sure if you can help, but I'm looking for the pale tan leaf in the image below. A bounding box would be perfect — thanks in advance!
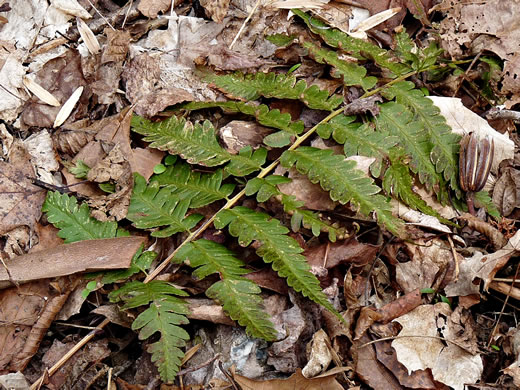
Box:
[76,17,100,55]
[53,86,83,128]
[22,76,60,107]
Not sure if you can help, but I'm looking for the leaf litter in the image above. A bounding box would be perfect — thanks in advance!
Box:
[2,0,520,389]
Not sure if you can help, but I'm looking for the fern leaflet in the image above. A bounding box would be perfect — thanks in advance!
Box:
[151,162,234,208]
[174,239,277,341]
[302,41,377,89]
[127,173,203,237]
[281,147,401,235]
[131,115,265,176]
[205,71,343,111]
[109,281,189,382]
[214,206,341,319]
[382,81,461,194]
[42,191,126,243]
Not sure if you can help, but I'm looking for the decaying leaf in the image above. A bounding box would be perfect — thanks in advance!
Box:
[199,0,230,23]
[235,368,343,390]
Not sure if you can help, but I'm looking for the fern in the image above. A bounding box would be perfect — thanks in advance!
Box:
[204,71,343,111]
[214,206,340,319]
[382,81,461,195]
[317,116,399,177]
[109,281,190,382]
[174,239,277,341]
[42,191,126,243]
[127,173,203,237]
[151,162,234,208]
[302,41,377,89]
[281,147,401,235]
[131,115,266,177]
[245,176,346,241]
[292,9,409,76]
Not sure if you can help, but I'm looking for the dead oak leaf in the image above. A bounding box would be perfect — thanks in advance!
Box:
[234,368,343,390]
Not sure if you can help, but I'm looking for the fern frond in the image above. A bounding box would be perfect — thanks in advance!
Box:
[395,31,443,72]
[281,147,401,234]
[127,173,203,237]
[174,239,277,340]
[292,9,409,76]
[383,149,443,218]
[42,191,124,243]
[205,71,343,111]
[131,115,265,176]
[109,281,189,382]
[101,246,157,284]
[317,116,398,177]
[302,41,377,89]
[382,81,461,194]
[245,175,291,202]
[375,102,442,193]
[214,206,341,319]
[281,194,346,242]
[151,162,234,208]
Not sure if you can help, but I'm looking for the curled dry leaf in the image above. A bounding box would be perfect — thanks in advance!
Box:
[76,17,100,55]
[53,86,84,127]
[22,76,60,106]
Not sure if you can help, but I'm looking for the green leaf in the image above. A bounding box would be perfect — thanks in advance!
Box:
[131,115,264,176]
[102,246,157,284]
[109,281,189,382]
[42,191,123,243]
[265,33,296,47]
[174,240,277,340]
[375,102,443,194]
[382,81,461,195]
[302,41,377,89]
[151,162,234,208]
[68,160,90,179]
[292,9,409,76]
[205,71,343,111]
[317,116,398,177]
[280,147,401,235]
[214,206,342,320]
[245,176,290,202]
[473,190,500,219]
[127,173,203,237]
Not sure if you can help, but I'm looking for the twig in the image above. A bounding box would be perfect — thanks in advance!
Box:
[229,0,262,50]
[177,353,221,376]
[218,361,239,390]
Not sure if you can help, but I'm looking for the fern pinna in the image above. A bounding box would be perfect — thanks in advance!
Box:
[41,9,491,383]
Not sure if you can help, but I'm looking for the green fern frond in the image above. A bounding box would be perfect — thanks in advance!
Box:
[395,31,443,72]
[214,206,341,319]
[205,71,342,111]
[317,116,399,177]
[131,115,265,176]
[292,9,409,76]
[281,194,346,242]
[151,162,234,208]
[109,280,189,382]
[302,41,377,89]
[383,149,444,218]
[382,81,461,194]
[280,147,401,235]
[245,176,291,202]
[127,173,203,237]
[101,246,157,284]
[174,239,277,341]
[474,191,500,219]
[42,191,125,243]
[375,102,442,192]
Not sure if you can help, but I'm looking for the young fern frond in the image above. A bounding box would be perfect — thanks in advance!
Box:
[151,162,234,208]
[280,147,402,235]
[214,206,341,320]
[131,115,266,176]
[127,173,203,237]
[174,239,278,341]
[382,81,461,195]
[42,191,125,243]
[109,281,190,382]
[205,71,343,111]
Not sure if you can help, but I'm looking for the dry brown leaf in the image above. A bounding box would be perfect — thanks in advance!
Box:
[234,368,343,390]
[302,329,332,378]
[200,0,230,23]
[0,236,145,289]
[0,144,45,235]
[185,298,236,326]
[376,288,422,324]
[305,238,379,269]
[219,121,272,153]
[137,0,175,18]
[492,167,520,216]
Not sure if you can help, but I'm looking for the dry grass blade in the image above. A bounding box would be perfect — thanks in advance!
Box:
[351,7,401,33]
[22,76,60,107]
[53,86,84,128]
[76,17,101,55]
